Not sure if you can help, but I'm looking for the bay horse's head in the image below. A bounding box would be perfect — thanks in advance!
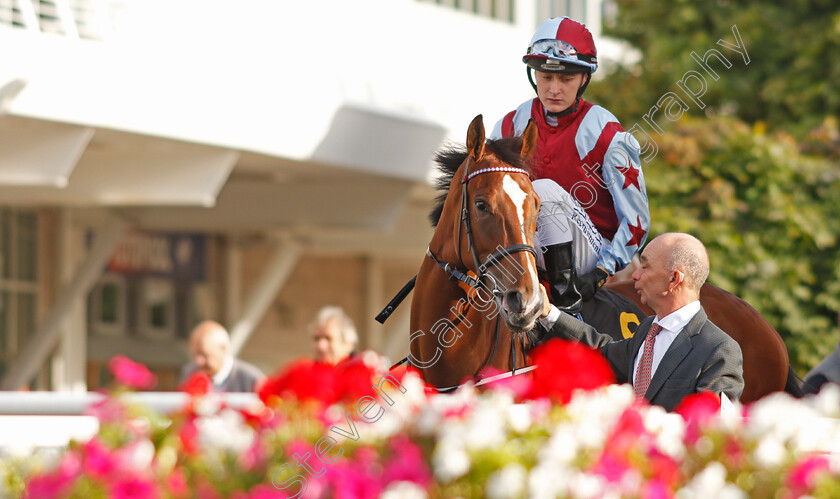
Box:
[429,115,543,334]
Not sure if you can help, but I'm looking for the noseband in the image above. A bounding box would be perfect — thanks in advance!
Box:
[428,162,537,296]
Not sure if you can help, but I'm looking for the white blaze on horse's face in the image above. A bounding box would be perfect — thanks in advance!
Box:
[501,174,541,307]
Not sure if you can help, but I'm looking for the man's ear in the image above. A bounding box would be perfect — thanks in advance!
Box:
[669,270,684,292]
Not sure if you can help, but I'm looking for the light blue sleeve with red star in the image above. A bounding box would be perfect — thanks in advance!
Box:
[596,130,650,273]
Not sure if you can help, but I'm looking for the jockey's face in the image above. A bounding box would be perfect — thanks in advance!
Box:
[535,71,587,114]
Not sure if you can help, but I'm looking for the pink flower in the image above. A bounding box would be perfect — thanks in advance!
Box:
[165,469,190,499]
[786,455,831,497]
[110,476,160,499]
[109,355,157,390]
[25,453,81,499]
[591,453,631,484]
[382,436,432,488]
[231,484,288,499]
[640,479,673,499]
[82,437,118,478]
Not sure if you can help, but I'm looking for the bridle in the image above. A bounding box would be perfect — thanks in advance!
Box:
[428,161,538,293]
[423,159,538,388]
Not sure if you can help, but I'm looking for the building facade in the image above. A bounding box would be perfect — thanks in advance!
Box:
[0,0,628,391]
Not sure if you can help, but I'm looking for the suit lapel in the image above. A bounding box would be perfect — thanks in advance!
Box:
[645,309,707,400]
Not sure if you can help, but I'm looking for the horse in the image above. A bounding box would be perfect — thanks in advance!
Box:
[408,114,543,389]
[406,114,801,401]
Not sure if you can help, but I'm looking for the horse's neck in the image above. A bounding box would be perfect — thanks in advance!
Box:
[413,259,513,383]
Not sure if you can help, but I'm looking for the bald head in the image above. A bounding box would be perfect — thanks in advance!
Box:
[658,232,710,293]
[189,320,231,376]
[632,232,710,317]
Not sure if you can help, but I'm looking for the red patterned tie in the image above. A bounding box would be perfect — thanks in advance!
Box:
[634,323,662,400]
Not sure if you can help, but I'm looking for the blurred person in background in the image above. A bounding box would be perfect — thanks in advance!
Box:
[311,306,358,365]
[180,320,265,392]
[802,312,840,395]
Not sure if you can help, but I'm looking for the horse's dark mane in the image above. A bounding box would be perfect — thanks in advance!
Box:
[429,137,530,227]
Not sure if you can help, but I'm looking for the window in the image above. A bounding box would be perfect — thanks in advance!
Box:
[0,208,42,387]
[88,273,126,336]
[140,278,175,338]
[416,0,516,24]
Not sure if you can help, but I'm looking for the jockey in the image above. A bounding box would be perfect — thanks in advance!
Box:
[490,16,650,314]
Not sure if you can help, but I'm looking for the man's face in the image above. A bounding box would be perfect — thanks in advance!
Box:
[631,238,671,311]
[535,71,586,114]
[190,335,228,376]
[312,320,353,365]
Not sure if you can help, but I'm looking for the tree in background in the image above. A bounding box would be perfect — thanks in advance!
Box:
[590,0,840,134]
[588,0,840,372]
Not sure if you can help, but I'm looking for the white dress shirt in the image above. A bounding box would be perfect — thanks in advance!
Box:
[631,301,701,385]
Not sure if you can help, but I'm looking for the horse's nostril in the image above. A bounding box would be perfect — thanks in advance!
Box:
[504,290,523,312]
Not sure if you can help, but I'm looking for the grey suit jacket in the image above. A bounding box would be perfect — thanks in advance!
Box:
[180,359,265,393]
[547,307,744,411]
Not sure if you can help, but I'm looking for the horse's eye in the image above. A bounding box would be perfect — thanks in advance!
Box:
[475,200,489,213]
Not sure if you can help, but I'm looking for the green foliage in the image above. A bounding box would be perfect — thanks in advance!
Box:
[590,0,840,135]
[641,116,840,372]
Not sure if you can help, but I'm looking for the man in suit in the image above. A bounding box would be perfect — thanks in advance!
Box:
[180,320,265,392]
[538,232,744,411]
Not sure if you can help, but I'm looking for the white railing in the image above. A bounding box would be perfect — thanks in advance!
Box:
[0,391,261,449]
[0,391,260,415]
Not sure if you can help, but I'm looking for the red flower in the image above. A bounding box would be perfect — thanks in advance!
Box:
[259,360,338,406]
[108,355,157,390]
[674,391,721,444]
[334,358,377,402]
[526,339,615,403]
[179,417,200,455]
[258,358,377,407]
[180,371,212,397]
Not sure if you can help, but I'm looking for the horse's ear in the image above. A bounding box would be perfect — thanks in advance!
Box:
[466,114,485,161]
[521,119,538,160]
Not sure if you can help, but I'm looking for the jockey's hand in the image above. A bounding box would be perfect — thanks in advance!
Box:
[576,266,609,301]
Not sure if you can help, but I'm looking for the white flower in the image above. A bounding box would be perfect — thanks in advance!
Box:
[432,437,470,482]
[416,386,476,436]
[507,403,532,434]
[486,463,527,499]
[641,405,686,459]
[528,464,570,499]
[567,471,609,499]
[677,462,746,499]
[752,435,787,468]
[193,392,224,416]
[537,423,580,466]
[462,396,508,450]
[196,408,255,454]
[812,383,840,417]
[380,481,428,499]
[118,438,155,473]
